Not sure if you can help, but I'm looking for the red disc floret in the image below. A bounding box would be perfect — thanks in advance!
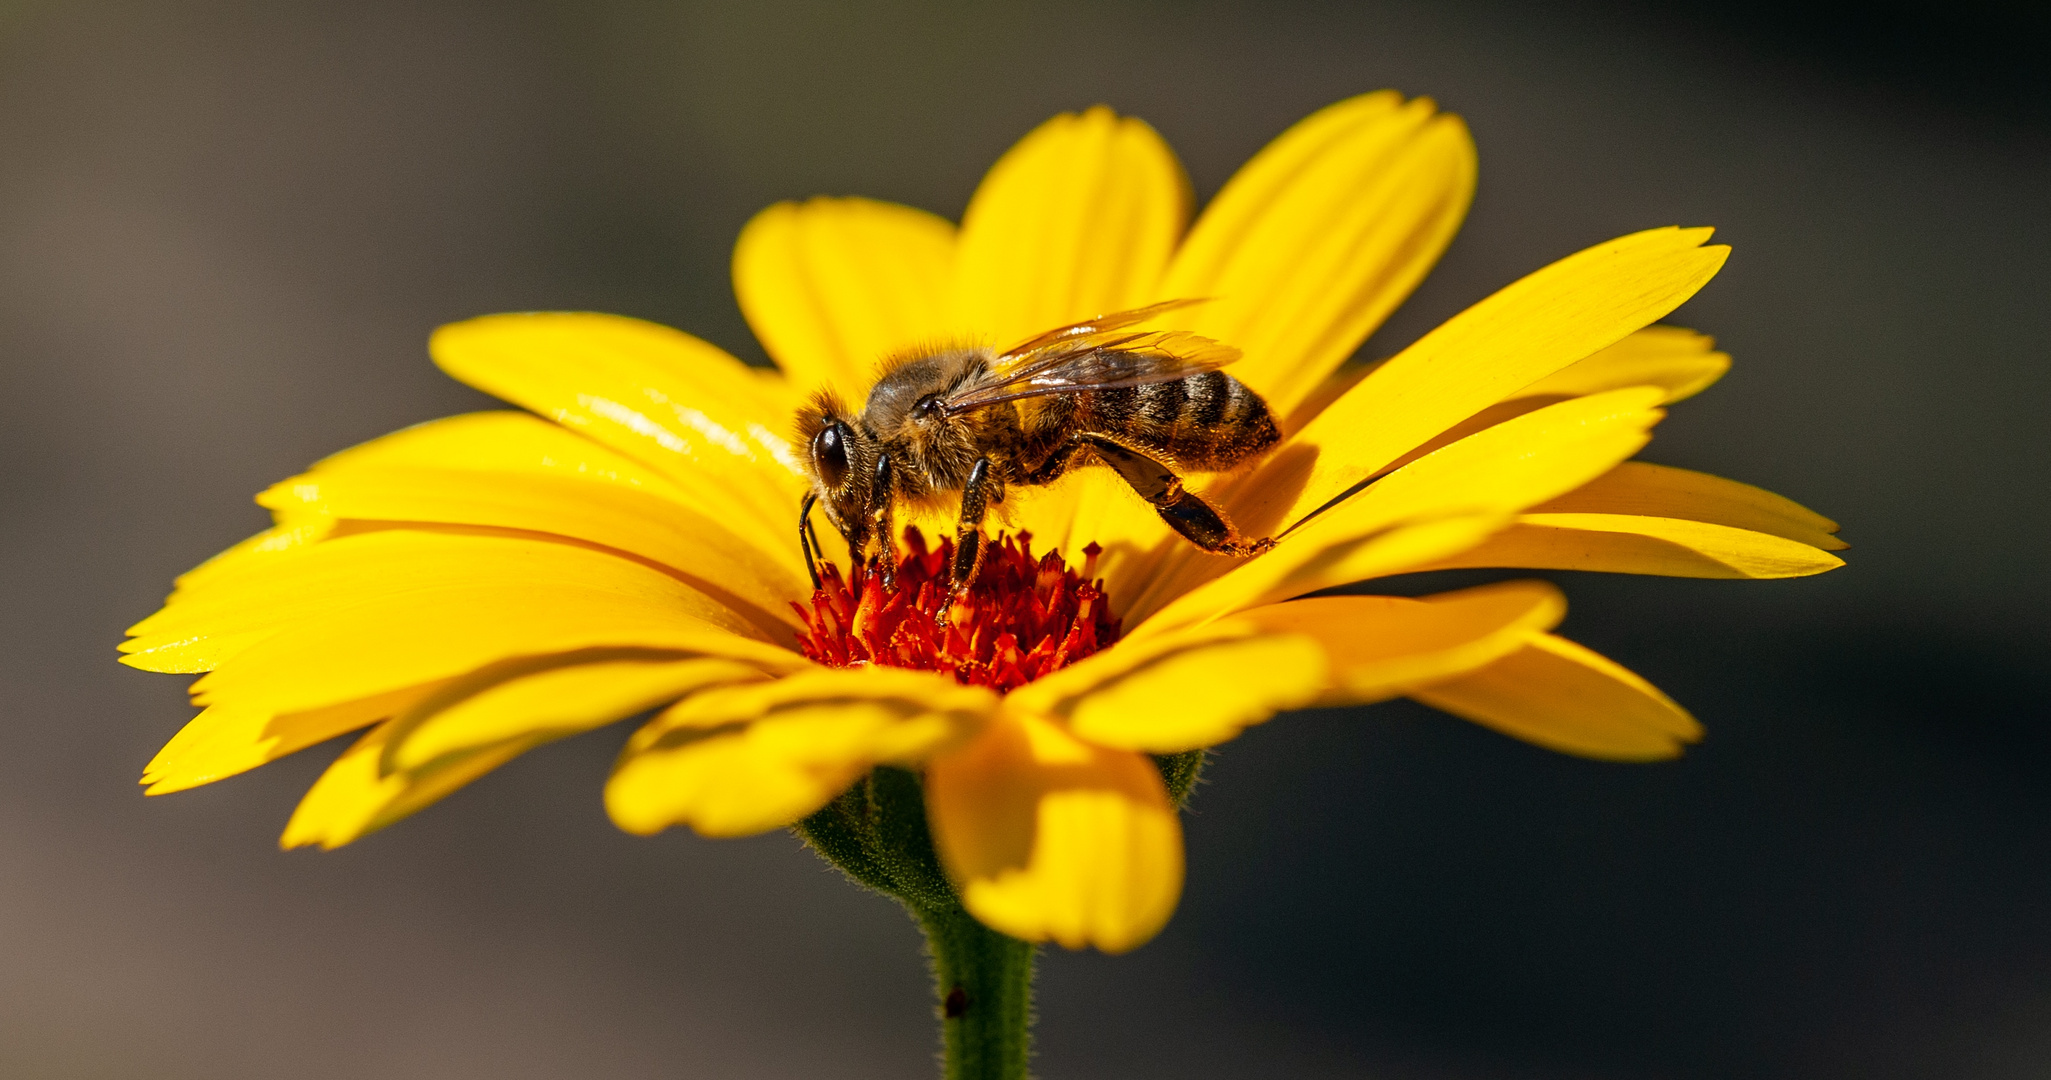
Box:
[792,528,1122,693]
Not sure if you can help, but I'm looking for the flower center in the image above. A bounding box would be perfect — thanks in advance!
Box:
[792,527,1122,693]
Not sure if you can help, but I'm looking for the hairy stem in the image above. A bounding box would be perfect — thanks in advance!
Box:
[797,754,1203,1079]
[915,903,1037,1080]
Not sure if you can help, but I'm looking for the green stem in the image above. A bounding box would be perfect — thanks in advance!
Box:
[915,903,1037,1080]
[796,752,1204,1079]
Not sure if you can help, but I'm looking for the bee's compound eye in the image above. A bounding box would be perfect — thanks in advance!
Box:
[812,421,850,489]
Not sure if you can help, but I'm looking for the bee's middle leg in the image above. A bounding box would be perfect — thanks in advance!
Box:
[950,457,995,596]
[1082,435,1274,558]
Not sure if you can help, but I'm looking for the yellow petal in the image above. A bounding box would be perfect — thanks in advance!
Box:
[125,529,776,675]
[1530,461,1843,549]
[126,539,373,675]
[1410,632,1702,761]
[258,466,806,637]
[287,411,760,529]
[606,667,993,838]
[1418,514,1847,579]
[1159,92,1476,420]
[1519,325,1731,404]
[165,520,332,594]
[280,721,540,851]
[296,410,681,487]
[126,410,807,671]
[1234,226,1729,540]
[734,196,958,397]
[190,572,790,716]
[1363,329,1733,480]
[143,547,804,794]
[143,685,438,795]
[385,652,769,772]
[1235,579,1567,704]
[429,312,804,532]
[1132,387,1666,631]
[1004,622,1326,754]
[953,106,1190,347]
[925,714,1182,953]
[270,408,804,622]
[120,528,520,676]
[317,394,790,562]
[1043,583,1569,754]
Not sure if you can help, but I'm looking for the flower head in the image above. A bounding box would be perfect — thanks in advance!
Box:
[124,92,1843,953]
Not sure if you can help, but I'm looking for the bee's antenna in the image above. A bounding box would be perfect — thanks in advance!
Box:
[798,492,822,591]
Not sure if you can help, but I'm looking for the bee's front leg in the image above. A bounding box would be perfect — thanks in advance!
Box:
[949,457,994,601]
[868,453,898,590]
[798,492,823,591]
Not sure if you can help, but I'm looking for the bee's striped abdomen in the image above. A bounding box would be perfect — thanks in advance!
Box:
[1130,370,1280,470]
[1029,370,1280,482]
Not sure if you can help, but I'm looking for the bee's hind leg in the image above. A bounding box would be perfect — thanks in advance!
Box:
[1083,435,1274,558]
[949,457,995,600]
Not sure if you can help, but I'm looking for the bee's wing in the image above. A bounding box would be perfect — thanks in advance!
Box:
[939,300,1241,415]
[991,298,1210,359]
[940,331,1241,414]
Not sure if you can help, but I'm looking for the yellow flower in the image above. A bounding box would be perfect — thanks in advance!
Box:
[122,92,1843,954]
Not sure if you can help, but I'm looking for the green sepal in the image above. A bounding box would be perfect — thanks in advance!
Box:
[1152,748,1207,808]
[796,765,958,910]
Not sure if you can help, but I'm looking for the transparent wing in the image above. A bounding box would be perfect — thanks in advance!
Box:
[994,298,1210,360]
[940,299,1241,415]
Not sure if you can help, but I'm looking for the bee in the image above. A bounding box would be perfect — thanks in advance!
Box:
[795,299,1281,595]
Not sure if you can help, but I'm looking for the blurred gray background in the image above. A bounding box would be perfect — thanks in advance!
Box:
[2,1,2047,1077]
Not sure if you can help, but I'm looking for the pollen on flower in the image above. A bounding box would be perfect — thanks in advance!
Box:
[792,527,1122,694]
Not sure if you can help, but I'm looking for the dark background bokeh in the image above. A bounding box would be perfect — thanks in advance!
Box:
[1,1,2046,1077]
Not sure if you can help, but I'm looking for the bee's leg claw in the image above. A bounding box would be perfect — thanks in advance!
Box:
[950,530,983,593]
[1219,536,1277,558]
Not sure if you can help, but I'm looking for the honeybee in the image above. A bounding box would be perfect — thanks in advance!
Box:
[794,299,1281,596]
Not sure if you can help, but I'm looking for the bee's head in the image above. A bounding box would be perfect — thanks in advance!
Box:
[795,391,876,554]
